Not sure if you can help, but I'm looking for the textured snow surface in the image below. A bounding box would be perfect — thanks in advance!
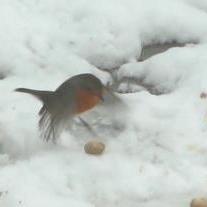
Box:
[1,0,207,206]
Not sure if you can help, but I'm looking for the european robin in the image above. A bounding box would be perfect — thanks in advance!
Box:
[15,73,107,142]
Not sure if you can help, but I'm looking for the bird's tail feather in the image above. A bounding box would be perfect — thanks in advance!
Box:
[15,87,63,142]
[15,88,54,102]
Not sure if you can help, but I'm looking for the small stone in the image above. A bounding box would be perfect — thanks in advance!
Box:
[84,141,105,155]
[191,198,207,207]
[200,92,207,99]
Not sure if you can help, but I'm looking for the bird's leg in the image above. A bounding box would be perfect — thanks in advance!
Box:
[78,117,98,137]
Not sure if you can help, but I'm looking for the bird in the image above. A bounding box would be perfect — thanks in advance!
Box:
[15,73,109,142]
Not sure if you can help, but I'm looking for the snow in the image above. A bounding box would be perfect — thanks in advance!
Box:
[1,0,207,206]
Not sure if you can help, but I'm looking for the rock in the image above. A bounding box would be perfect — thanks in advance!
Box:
[84,141,105,155]
[191,198,207,207]
[200,92,207,99]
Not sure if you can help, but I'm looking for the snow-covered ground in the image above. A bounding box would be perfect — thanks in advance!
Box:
[1,0,207,206]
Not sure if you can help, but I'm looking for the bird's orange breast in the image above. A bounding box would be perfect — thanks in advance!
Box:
[75,90,101,114]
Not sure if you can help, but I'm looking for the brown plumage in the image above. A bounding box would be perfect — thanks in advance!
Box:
[15,73,105,142]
